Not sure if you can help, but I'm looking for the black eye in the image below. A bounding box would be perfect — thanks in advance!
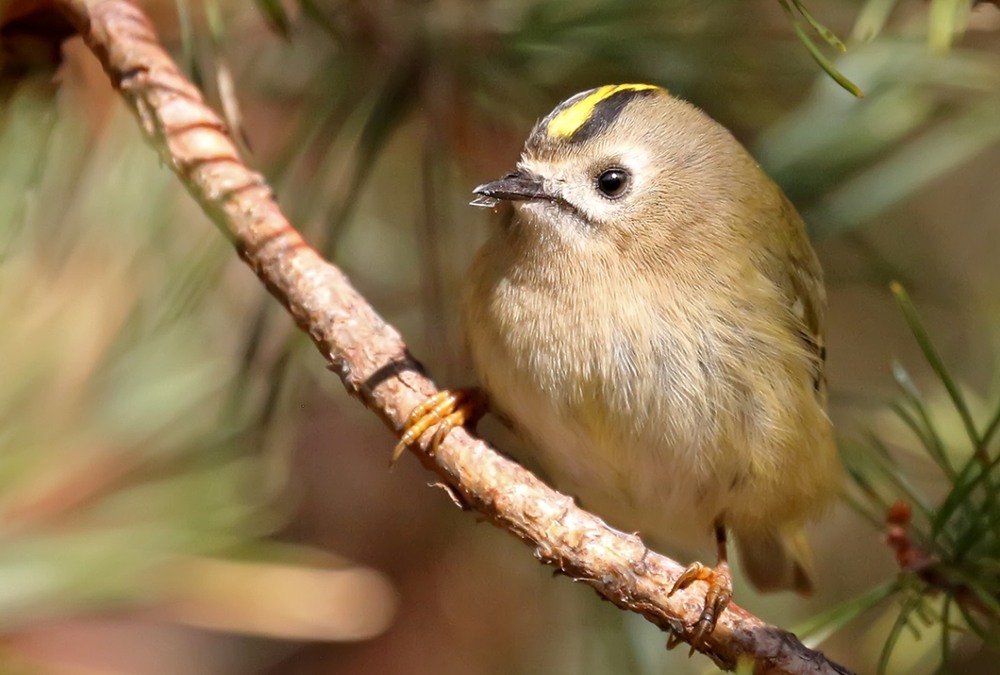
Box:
[596,168,630,199]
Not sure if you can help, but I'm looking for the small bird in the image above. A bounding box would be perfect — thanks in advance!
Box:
[398,84,841,641]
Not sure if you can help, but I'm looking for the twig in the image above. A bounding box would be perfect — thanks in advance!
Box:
[55,1,853,673]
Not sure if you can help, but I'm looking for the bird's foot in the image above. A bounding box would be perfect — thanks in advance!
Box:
[392,388,485,466]
[669,560,733,646]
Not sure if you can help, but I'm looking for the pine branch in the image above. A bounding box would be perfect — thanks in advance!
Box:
[54,1,854,673]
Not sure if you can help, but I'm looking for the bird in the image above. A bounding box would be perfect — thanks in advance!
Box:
[396,83,841,642]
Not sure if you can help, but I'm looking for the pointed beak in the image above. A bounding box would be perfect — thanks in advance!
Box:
[470,171,548,208]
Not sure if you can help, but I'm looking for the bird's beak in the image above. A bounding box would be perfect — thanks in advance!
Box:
[470,171,547,208]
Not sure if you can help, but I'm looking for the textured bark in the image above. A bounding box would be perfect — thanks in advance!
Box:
[54,2,854,673]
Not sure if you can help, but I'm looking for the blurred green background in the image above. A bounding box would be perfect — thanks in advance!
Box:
[2,0,1000,673]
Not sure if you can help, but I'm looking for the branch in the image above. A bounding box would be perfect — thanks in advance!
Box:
[55,1,854,673]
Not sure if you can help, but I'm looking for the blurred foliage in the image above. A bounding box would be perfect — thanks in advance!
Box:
[852,0,996,52]
[0,65,395,666]
[824,284,1000,674]
[755,39,1000,239]
[0,80,259,619]
[787,0,1000,96]
[2,0,1000,673]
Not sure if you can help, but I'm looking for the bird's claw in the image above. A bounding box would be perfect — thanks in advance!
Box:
[392,389,484,466]
[669,560,733,649]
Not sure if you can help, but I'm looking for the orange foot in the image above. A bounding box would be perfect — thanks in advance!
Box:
[392,389,485,466]
[669,560,733,646]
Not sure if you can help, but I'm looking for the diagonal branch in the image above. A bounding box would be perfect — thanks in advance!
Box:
[55,1,854,673]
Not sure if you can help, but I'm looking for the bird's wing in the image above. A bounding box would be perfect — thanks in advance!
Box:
[761,194,828,402]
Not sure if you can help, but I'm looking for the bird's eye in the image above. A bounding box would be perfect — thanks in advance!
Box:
[596,168,631,199]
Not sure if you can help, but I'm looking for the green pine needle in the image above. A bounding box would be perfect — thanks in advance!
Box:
[779,0,864,97]
[890,282,981,451]
[846,283,1000,671]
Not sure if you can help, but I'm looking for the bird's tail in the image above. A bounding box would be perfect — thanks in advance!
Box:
[735,527,815,595]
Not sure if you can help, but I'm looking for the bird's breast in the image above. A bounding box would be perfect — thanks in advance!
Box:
[463,257,732,547]
[461,240,838,553]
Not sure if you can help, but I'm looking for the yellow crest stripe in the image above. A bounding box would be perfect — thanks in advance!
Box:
[546,84,661,139]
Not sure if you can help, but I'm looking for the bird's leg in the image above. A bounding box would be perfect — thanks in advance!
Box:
[669,520,733,645]
[392,388,486,466]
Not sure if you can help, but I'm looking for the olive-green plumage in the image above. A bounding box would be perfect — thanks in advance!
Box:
[464,85,841,594]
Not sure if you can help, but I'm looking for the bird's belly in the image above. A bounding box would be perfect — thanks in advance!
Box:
[481,356,725,555]
[464,266,837,558]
